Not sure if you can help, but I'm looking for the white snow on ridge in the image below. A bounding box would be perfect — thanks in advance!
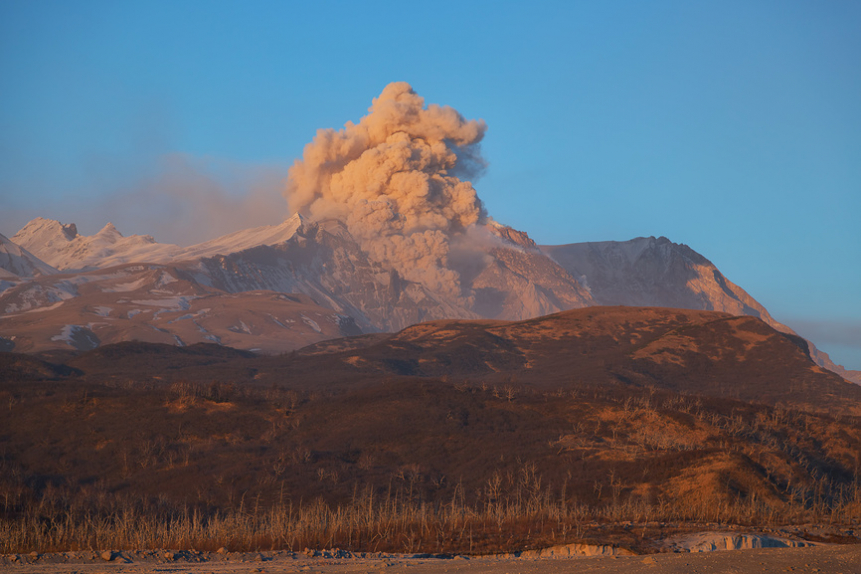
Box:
[12,218,182,271]
[180,213,306,260]
[11,214,307,272]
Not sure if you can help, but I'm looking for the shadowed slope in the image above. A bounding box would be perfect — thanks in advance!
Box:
[267,307,858,413]
[16,306,860,414]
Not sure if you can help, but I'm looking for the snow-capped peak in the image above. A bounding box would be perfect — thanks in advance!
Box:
[11,217,181,271]
[95,222,122,241]
[12,217,79,249]
[10,214,314,272]
[180,213,308,260]
[484,219,538,249]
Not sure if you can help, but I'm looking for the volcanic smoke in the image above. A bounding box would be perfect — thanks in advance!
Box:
[285,82,488,299]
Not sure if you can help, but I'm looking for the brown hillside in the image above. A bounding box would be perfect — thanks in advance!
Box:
[267,307,860,414]
[3,376,861,554]
[20,306,859,414]
[3,306,861,554]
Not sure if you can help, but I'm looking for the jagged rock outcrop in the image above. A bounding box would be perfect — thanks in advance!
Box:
[665,531,814,552]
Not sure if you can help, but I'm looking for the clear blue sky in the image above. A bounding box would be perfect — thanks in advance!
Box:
[1,0,859,369]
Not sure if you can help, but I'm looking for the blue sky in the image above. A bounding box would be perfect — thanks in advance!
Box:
[1,0,859,369]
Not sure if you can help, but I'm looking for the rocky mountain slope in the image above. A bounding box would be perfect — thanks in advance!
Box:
[0,233,57,280]
[540,236,860,385]
[0,261,360,354]
[541,237,780,326]
[1,215,594,351]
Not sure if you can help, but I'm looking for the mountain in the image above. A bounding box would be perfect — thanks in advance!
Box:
[540,236,861,385]
[0,233,57,280]
[285,306,859,414]
[188,217,482,332]
[0,261,361,354]
[12,214,343,269]
[541,237,781,327]
[12,217,182,271]
[2,215,594,344]
[2,215,857,385]
[179,213,309,261]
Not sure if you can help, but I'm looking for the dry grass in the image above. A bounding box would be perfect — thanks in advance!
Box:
[3,371,861,555]
[3,466,860,555]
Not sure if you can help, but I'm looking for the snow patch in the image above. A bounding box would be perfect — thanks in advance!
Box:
[3,282,77,313]
[168,308,208,324]
[267,314,292,329]
[50,324,100,350]
[104,277,149,293]
[131,297,192,310]
[92,306,113,317]
[192,319,220,343]
[301,315,322,333]
[156,271,178,287]
[1,300,66,318]
[51,325,76,342]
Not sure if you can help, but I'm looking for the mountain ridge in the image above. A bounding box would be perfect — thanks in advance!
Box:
[2,215,858,384]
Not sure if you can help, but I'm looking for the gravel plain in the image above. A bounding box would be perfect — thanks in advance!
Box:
[3,544,861,574]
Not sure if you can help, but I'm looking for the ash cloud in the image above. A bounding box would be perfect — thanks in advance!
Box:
[100,154,289,245]
[285,82,488,299]
[3,154,290,246]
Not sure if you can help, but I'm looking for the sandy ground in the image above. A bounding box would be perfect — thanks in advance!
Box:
[3,545,861,574]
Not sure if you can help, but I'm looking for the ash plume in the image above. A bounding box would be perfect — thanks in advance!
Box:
[285,82,488,299]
